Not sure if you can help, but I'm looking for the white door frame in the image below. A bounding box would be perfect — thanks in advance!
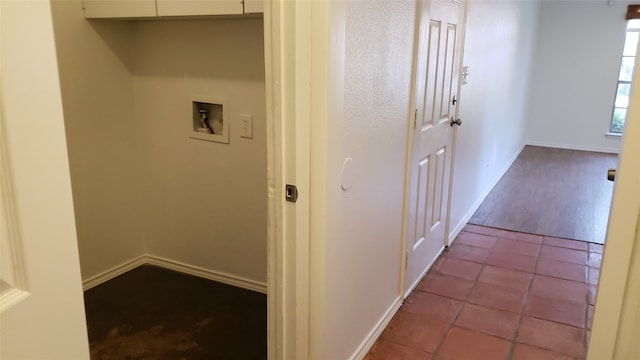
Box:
[587,55,640,359]
[264,1,331,358]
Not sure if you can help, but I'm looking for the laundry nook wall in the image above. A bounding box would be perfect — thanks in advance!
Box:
[131,18,267,285]
[51,0,267,288]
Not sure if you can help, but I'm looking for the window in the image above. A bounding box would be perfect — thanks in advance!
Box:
[611,19,640,133]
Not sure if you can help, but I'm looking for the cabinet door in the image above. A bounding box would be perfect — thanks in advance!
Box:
[157,0,244,16]
[83,0,157,18]
[244,0,263,14]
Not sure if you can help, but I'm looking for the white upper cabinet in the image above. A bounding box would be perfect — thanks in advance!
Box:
[157,0,243,16]
[243,0,262,14]
[84,0,157,18]
[83,0,261,18]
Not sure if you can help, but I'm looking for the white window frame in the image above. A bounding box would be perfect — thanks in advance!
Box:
[610,20,640,134]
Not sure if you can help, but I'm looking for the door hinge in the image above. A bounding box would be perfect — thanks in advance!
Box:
[285,184,298,203]
[413,109,418,129]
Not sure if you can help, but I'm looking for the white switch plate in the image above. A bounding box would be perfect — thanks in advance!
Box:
[240,114,253,139]
[461,65,470,85]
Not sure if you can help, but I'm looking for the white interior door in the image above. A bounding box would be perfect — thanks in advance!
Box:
[404,0,464,296]
[0,1,90,358]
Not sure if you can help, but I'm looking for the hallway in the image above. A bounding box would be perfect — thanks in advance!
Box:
[469,146,617,244]
[366,224,601,360]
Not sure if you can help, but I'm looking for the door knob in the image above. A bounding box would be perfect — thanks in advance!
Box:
[607,168,616,182]
[450,118,462,127]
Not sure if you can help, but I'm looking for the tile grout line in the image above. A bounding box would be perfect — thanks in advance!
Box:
[375,227,597,359]
[456,236,595,285]
[506,236,542,360]
[463,225,606,247]
[430,232,497,359]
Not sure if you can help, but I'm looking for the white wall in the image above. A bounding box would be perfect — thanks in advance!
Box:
[50,0,145,281]
[526,1,628,153]
[131,19,267,284]
[51,4,267,285]
[449,0,540,238]
[314,1,416,358]
[1,1,89,357]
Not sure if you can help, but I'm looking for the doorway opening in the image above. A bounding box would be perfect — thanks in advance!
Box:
[389,1,633,359]
[50,3,270,358]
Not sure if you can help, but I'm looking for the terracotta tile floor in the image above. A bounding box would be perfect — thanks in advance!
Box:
[366,224,602,360]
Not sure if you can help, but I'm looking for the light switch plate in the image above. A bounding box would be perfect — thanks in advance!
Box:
[240,114,253,139]
[461,66,470,85]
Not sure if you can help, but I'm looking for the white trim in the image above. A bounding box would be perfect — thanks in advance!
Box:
[526,140,620,154]
[81,254,267,294]
[82,255,146,291]
[0,287,30,313]
[445,0,469,246]
[262,2,280,359]
[606,132,623,138]
[448,144,524,242]
[263,1,315,358]
[0,81,30,313]
[588,51,640,359]
[399,0,423,302]
[145,254,267,294]
[349,297,403,360]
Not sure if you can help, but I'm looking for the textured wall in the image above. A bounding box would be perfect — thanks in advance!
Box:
[318,1,416,358]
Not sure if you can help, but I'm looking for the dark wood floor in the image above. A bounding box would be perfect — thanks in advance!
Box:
[84,265,267,360]
[469,146,617,244]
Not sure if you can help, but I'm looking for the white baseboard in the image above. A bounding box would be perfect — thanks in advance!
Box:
[350,297,403,360]
[448,143,525,244]
[82,254,267,294]
[526,140,620,154]
[82,255,147,291]
[145,254,267,294]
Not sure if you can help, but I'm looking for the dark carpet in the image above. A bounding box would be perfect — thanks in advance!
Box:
[84,265,267,360]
